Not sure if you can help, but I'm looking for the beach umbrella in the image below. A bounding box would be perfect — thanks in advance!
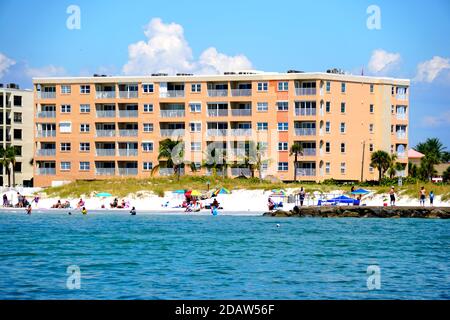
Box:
[96,192,112,197]
[271,189,286,194]
[190,190,202,197]
[329,195,355,205]
[351,188,370,195]
[172,189,185,194]
[213,187,231,196]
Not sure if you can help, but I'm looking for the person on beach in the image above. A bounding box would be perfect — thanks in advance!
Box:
[429,191,434,206]
[299,187,306,206]
[130,207,136,215]
[33,196,39,208]
[389,186,396,206]
[110,198,118,208]
[3,194,8,207]
[419,187,426,207]
[81,207,87,215]
[268,197,275,211]
[77,198,84,209]
[26,205,32,215]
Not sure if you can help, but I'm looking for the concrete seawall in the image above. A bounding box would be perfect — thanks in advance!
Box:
[264,206,450,219]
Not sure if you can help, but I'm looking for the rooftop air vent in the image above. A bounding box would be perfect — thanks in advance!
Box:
[326,68,345,74]
[223,72,236,75]
[151,73,168,76]
[287,70,304,73]
[7,83,19,89]
[176,73,193,76]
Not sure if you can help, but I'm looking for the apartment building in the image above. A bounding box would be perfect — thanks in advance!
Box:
[0,84,34,187]
[33,71,409,187]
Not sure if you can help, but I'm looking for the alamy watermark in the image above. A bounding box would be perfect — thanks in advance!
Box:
[66,265,81,289]
[366,5,381,30]
[66,5,81,30]
[366,265,381,290]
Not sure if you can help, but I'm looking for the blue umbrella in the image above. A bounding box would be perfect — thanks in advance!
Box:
[96,192,112,197]
[351,188,370,195]
[172,189,186,194]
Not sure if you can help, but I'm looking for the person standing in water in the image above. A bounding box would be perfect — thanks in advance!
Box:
[81,207,87,215]
[419,187,426,207]
[389,186,396,206]
[130,207,136,215]
[26,205,32,215]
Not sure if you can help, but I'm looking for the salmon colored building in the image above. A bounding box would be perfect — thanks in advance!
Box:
[33,71,410,187]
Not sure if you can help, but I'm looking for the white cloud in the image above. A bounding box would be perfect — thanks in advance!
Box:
[0,52,16,78]
[422,111,450,127]
[367,49,401,74]
[122,18,252,75]
[414,56,450,83]
[25,65,67,78]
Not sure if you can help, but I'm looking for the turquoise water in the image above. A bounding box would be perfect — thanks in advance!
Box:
[0,211,449,300]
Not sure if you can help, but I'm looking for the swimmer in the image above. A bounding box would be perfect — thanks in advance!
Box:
[130,207,136,215]
[26,205,32,215]
[81,207,87,215]
[276,223,280,228]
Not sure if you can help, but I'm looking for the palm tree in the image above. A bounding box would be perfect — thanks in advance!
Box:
[6,146,17,187]
[290,143,303,182]
[415,138,447,162]
[151,139,185,180]
[370,150,390,182]
[0,147,11,187]
[246,141,270,180]
[419,154,439,181]
[202,144,228,178]
[387,154,399,178]
[408,162,419,178]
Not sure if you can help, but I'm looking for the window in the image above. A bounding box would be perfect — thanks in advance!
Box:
[326,81,331,92]
[257,122,268,131]
[191,83,201,93]
[369,104,374,113]
[13,129,22,140]
[369,123,374,133]
[340,162,346,174]
[61,85,71,94]
[14,162,22,173]
[257,82,268,91]
[80,142,90,152]
[325,142,330,153]
[192,162,201,170]
[61,143,71,151]
[142,142,153,152]
[13,96,22,106]
[80,124,90,133]
[14,146,22,156]
[325,162,330,174]
[369,143,374,152]
[142,84,154,93]
[79,162,90,171]
[277,101,289,111]
[278,162,288,171]
[143,162,153,170]
[369,166,374,173]
[341,82,346,93]
[190,122,201,132]
[13,112,22,123]
[143,123,153,132]
[59,122,72,133]
[340,102,346,113]
[257,102,268,112]
[61,104,71,113]
[391,125,394,133]
[340,143,346,153]
[80,85,90,94]
[391,105,395,114]
[278,81,289,91]
[189,103,201,113]
[340,122,346,133]
[278,122,288,131]
[278,142,288,151]
[61,162,71,171]
[143,104,154,112]
[391,86,395,95]
[325,121,331,133]
[370,84,374,93]
[325,101,331,113]
[80,104,90,113]
[191,142,201,152]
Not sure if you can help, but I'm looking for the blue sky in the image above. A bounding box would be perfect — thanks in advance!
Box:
[0,0,449,147]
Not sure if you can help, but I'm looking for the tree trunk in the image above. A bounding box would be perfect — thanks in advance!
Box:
[293,153,298,182]
[12,164,15,187]
[7,168,11,187]
[378,165,382,182]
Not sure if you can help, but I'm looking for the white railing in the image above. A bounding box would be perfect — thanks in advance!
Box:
[95,91,116,99]
[96,110,116,118]
[206,129,228,137]
[302,148,317,156]
[118,91,138,99]
[296,168,316,176]
[95,168,116,176]
[295,108,316,116]
[396,113,407,120]
[396,132,407,139]
[160,129,185,137]
[96,149,116,156]
[160,90,185,98]
[228,148,247,157]
[118,149,138,156]
[36,130,56,137]
[231,89,252,96]
[36,111,56,118]
[396,94,407,101]
[207,89,228,97]
[37,168,56,175]
[207,109,228,117]
[40,92,56,99]
[36,149,56,156]
[96,130,116,137]
[231,109,252,116]
[295,88,316,96]
[231,167,251,176]
[397,152,406,159]
[119,130,138,137]
[118,168,138,176]
[160,110,185,118]
[295,128,316,136]
[119,110,138,118]
[230,129,252,136]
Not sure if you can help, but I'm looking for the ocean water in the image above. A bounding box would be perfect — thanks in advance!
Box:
[0,210,449,300]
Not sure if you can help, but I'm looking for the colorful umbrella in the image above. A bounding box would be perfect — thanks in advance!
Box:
[172,189,185,194]
[213,188,231,196]
[351,188,370,195]
[95,192,112,197]
[190,190,202,197]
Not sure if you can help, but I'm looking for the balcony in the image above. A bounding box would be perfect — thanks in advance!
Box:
[160,90,185,98]
[396,132,407,139]
[118,91,138,99]
[302,148,317,156]
[295,88,316,96]
[397,152,407,159]
[160,110,185,118]
[296,168,316,176]
[96,130,116,137]
[231,167,251,176]
[295,128,316,136]
[295,108,316,116]
[96,110,116,118]
[37,111,56,118]
[231,109,252,116]
[96,91,116,99]
[161,129,185,137]
[207,89,228,97]
[230,129,252,136]
[207,109,228,117]
[119,130,138,137]
[159,168,185,176]
[231,89,251,97]
[37,168,56,175]
[36,130,56,138]
[206,129,228,137]
[118,149,138,156]
[96,149,116,156]
[119,110,138,118]
[396,94,407,101]
[95,168,116,176]
[40,92,56,99]
[119,168,138,176]
[36,149,56,156]
[396,113,407,120]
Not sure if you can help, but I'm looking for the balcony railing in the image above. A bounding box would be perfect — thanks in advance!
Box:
[207,109,229,117]
[231,167,251,176]
[96,130,116,137]
[160,110,185,118]
[396,132,407,139]
[118,91,138,99]
[118,149,138,156]
[295,128,316,136]
[207,89,228,97]
[36,130,56,137]
[206,129,228,137]
[396,94,407,101]
[231,109,252,116]
[397,152,407,159]
[302,148,317,156]
[229,129,252,136]
[40,92,56,99]
[295,88,316,96]
[230,89,252,97]
[118,168,138,176]
[159,168,185,176]
[119,110,138,118]
[206,168,225,176]
[96,110,116,118]
[295,108,316,116]
[296,168,316,176]
[396,113,407,120]
[96,149,116,156]
[37,111,56,118]
[37,168,56,175]
[36,149,56,156]
[160,129,185,137]
[95,91,116,99]
[95,168,116,176]
[119,130,138,137]
[160,90,185,98]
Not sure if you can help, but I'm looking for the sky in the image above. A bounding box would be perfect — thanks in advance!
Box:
[0,0,449,147]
